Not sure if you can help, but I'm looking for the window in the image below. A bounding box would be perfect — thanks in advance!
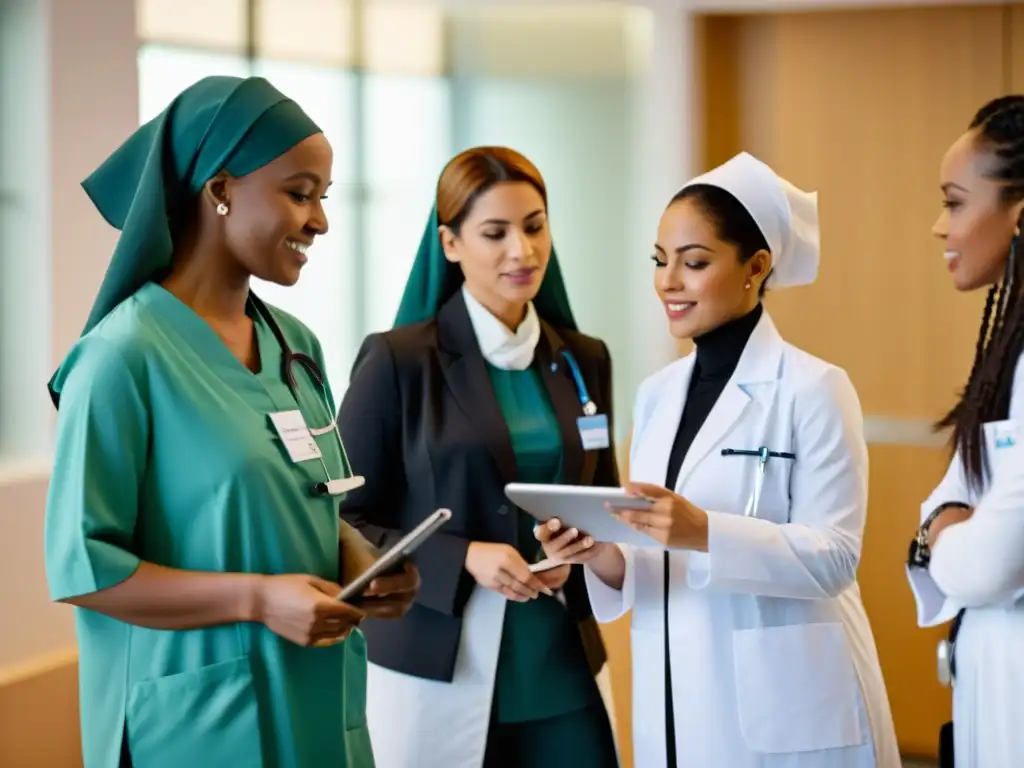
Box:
[137,46,250,123]
[362,75,452,333]
[136,0,451,399]
[0,0,50,459]
[136,1,633,413]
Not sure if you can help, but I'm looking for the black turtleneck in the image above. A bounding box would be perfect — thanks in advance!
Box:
[664,302,763,490]
[662,301,762,766]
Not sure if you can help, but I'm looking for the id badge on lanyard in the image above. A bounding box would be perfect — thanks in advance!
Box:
[558,350,610,451]
[268,409,365,496]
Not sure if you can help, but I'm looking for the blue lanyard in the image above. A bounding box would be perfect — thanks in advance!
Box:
[560,350,597,416]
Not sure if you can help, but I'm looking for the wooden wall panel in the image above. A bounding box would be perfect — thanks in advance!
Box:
[1011,5,1024,92]
[860,444,955,756]
[0,656,82,767]
[600,616,633,768]
[703,7,1002,420]
[601,438,635,768]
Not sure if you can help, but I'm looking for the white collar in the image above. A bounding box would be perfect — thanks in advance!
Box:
[461,284,541,371]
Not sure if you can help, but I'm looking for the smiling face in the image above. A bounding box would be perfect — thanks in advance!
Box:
[205,132,334,286]
[440,180,551,328]
[934,129,1023,292]
[653,195,770,340]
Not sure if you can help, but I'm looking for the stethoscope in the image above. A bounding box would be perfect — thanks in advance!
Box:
[251,294,359,497]
[721,446,796,517]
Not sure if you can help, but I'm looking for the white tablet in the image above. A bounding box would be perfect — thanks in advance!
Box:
[504,483,662,549]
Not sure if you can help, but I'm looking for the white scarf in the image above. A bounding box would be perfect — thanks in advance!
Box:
[461,284,541,371]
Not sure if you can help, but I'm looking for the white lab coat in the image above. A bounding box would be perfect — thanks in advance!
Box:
[365,585,620,768]
[907,352,1024,768]
[586,313,900,768]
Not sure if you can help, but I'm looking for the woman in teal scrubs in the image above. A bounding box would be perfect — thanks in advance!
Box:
[44,76,417,768]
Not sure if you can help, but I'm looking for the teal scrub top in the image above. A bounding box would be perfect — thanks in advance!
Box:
[488,364,602,724]
[45,282,373,768]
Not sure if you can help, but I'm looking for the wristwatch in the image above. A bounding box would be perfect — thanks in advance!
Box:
[907,502,971,569]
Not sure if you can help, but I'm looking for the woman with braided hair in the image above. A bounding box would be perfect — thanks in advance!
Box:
[907,95,1024,767]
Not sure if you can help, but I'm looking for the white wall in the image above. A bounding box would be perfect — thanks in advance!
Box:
[0,0,138,671]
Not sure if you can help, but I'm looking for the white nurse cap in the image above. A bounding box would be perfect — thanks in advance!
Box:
[676,152,820,289]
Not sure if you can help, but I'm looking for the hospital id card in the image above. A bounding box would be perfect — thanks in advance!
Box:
[578,414,610,451]
[269,410,323,463]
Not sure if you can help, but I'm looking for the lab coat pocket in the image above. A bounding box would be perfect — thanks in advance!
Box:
[127,656,263,767]
[732,622,866,754]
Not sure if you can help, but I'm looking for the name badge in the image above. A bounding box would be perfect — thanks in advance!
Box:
[578,414,610,451]
[268,410,322,463]
[992,421,1018,450]
[982,418,1019,481]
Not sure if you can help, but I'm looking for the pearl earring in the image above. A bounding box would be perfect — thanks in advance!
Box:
[745,281,752,289]
[216,203,229,216]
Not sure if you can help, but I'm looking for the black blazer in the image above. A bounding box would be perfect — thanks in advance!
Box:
[337,291,621,682]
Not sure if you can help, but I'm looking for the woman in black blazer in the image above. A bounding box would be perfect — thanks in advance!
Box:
[337,146,621,768]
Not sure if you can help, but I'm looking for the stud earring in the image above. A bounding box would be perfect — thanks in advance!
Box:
[216,203,229,216]
[745,281,752,289]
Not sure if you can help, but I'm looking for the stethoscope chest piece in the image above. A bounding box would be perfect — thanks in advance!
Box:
[311,475,366,497]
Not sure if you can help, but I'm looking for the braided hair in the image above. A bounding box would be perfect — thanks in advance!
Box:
[937,95,1024,489]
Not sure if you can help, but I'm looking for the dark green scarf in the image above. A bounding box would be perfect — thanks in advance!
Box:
[393,205,578,330]
[50,75,321,403]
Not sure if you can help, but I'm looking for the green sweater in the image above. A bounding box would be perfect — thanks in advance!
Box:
[487,363,600,724]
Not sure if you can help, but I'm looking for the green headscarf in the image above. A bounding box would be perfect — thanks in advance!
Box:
[49,75,321,403]
[393,204,578,331]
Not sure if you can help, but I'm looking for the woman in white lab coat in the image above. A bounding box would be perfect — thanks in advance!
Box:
[905,95,1024,768]
[537,152,900,768]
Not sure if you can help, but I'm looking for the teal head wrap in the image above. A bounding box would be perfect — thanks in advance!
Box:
[78,75,321,336]
[49,76,321,404]
[393,203,578,331]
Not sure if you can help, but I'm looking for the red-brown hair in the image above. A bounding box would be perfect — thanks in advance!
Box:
[436,146,547,234]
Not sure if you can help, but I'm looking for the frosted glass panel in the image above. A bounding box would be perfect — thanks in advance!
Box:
[450,78,628,337]
[136,0,248,53]
[253,60,358,184]
[363,2,445,76]
[363,75,452,333]
[256,0,353,67]
[449,75,630,431]
[0,0,49,457]
[138,46,250,122]
[363,194,427,333]
[363,75,452,186]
